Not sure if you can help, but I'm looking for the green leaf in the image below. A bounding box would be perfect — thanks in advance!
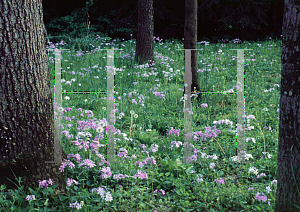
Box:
[255,205,261,210]
[44,198,49,206]
[152,179,160,183]
[165,172,171,176]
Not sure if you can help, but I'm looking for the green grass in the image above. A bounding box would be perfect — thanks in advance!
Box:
[0,35,281,211]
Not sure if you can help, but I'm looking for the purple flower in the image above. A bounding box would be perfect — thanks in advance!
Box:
[26,195,36,201]
[100,167,112,179]
[38,178,53,188]
[67,178,79,187]
[78,159,96,169]
[255,192,267,202]
[214,178,225,185]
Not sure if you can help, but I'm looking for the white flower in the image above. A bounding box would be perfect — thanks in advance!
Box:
[247,115,256,120]
[134,114,138,119]
[94,187,105,197]
[130,110,135,115]
[196,178,203,182]
[262,152,272,158]
[249,167,259,175]
[64,96,70,100]
[244,153,253,160]
[271,179,277,186]
[105,192,113,202]
[99,121,106,128]
[102,107,106,110]
[262,107,269,112]
[150,144,158,152]
[246,137,256,143]
[247,126,255,130]
[209,163,215,169]
[212,154,218,160]
[266,185,272,193]
[96,127,104,134]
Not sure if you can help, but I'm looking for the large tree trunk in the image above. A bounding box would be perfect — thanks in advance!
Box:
[275,0,300,211]
[135,0,155,67]
[184,0,201,101]
[0,0,67,195]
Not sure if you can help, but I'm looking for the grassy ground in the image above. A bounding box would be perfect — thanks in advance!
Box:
[0,35,281,211]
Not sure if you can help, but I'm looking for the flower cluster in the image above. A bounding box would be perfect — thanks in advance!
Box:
[231,151,253,162]
[91,186,113,202]
[67,178,79,187]
[132,170,148,180]
[70,201,84,210]
[67,153,82,163]
[153,189,166,197]
[26,195,36,201]
[256,173,266,179]
[166,127,180,136]
[186,126,221,142]
[113,173,129,181]
[150,144,158,152]
[214,178,225,185]
[135,156,156,168]
[249,167,259,175]
[59,159,75,172]
[38,178,53,188]
[255,192,267,202]
[118,148,130,158]
[78,159,96,169]
[100,166,112,179]
[170,141,183,149]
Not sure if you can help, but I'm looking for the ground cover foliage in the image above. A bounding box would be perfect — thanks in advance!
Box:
[0,34,281,211]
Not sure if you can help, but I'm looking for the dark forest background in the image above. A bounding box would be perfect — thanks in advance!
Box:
[42,0,284,44]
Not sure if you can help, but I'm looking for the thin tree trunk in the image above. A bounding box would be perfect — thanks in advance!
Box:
[0,0,67,195]
[135,0,155,67]
[184,0,201,101]
[275,0,300,211]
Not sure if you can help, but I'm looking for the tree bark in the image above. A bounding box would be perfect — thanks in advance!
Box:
[135,0,155,67]
[275,0,300,211]
[0,0,67,195]
[184,0,201,101]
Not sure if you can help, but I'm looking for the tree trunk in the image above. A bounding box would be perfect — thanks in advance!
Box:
[135,0,155,67]
[184,0,201,102]
[275,0,300,211]
[0,0,67,195]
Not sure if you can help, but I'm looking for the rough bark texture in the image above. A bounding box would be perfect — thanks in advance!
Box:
[0,0,67,195]
[275,0,300,211]
[135,0,155,67]
[183,0,201,101]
